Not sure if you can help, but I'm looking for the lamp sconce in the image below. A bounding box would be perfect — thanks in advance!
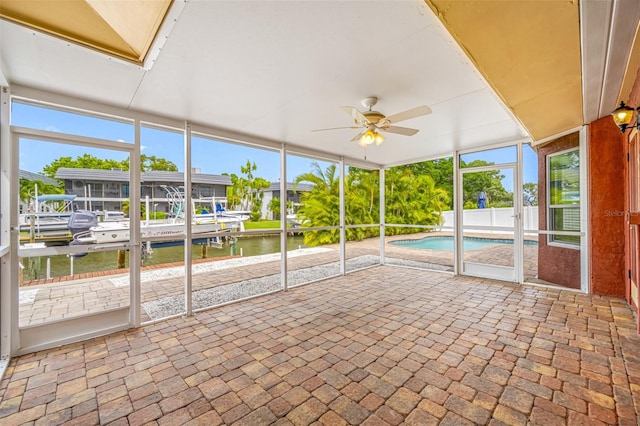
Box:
[611,101,640,133]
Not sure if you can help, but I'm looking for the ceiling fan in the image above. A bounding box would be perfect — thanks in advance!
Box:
[313,97,432,147]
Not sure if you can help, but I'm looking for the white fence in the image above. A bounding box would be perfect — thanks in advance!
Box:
[440,206,538,233]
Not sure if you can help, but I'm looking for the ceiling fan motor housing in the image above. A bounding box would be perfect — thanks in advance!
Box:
[314,96,429,138]
[362,111,385,125]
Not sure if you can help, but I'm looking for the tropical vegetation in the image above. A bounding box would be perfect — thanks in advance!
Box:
[294,162,451,246]
[122,200,166,219]
[225,160,270,221]
[19,178,63,204]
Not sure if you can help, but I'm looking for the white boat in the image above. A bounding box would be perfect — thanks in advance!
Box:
[73,220,224,244]
[20,192,127,239]
[19,194,77,237]
[286,214,309,228]
[72,186,246,245]
[165,186,247,230]
[199,197,252,222]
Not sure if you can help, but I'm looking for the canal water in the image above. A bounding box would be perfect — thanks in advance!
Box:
[23,234,305,282]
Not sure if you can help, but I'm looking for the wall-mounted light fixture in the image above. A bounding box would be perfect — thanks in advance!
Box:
[611,101,640,133]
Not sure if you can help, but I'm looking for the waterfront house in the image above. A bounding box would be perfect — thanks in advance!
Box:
[54,167,232,215]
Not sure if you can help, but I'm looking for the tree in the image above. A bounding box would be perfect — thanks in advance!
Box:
[384,167,449,235]
[295,162,450,245]
[523,182,538,206]
[402,157,454,208]
[226,160,270,221]
[267,197,296,220]
[460,160,512,208]
[398,157,515,210]
[344,167,380,241]
[122,199,147,219]
[295,163,341,245]
[123,155,179,172]
[19,178,63,204]
[42,154,178,178]
[141,155,178,172]
[42,154,127,179]
[269,197,281,220]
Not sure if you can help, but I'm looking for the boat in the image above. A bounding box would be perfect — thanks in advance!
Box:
[286,214,309,228]
[68,186,247,246]
[72,219,224,244]
[195,197,251,223]
[162,186,250,224]
[20,189,128,243]
[163,186,247,231]
[19,194,77,237]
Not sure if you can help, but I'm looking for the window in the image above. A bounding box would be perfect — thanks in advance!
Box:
[88,182,103,198]
[547,149,580,246]
[104,182,120,197]
[199,186,213,197]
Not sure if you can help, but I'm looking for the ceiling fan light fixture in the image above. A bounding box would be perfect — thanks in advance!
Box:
[374,132,385,146]
[315,97,431,146]
[359,129,384,147]
[359,129,376,146]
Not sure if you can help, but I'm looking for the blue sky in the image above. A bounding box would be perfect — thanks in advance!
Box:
[461,145,539,191]
[13,102,325,182]
[13,102,537,189]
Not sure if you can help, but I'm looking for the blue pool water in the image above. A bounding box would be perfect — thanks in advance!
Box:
[390,236,538,251]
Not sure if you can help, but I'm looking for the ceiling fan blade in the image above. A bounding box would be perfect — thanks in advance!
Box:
[351,130,366,142]
[312,126,360,132]
[341,106,368,125]
[384,105,432,124]
[383,126,419,136]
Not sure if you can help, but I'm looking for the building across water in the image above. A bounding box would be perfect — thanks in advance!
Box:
[52,167,311,219]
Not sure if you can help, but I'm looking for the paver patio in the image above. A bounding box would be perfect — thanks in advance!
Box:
[1,265,639,425]
[18,233,543,327]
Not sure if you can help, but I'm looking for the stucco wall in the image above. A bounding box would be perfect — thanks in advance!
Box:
[537,133,581,289]
[588,118,627,297]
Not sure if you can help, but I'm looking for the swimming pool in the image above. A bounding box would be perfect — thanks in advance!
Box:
[389,236,538,251]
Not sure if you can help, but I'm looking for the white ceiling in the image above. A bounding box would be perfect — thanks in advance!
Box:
[2,0,635,167]
[5,0,640,165]
[580,0,640,123]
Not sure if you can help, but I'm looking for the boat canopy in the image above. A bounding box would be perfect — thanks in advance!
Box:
[36,194,77,202]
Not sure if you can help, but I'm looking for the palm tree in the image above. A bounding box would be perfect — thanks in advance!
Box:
[295,162,449,243]
[344,168,380,240]
[20,178,63,205]
[269,197,281,220]
[295,163,340,245]
[385,168,449,235]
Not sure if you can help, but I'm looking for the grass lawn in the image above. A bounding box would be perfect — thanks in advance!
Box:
[243,220,282,230]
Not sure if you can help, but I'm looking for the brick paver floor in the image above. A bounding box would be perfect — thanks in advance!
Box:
[2,265,639,425]
[18,233,544,327]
